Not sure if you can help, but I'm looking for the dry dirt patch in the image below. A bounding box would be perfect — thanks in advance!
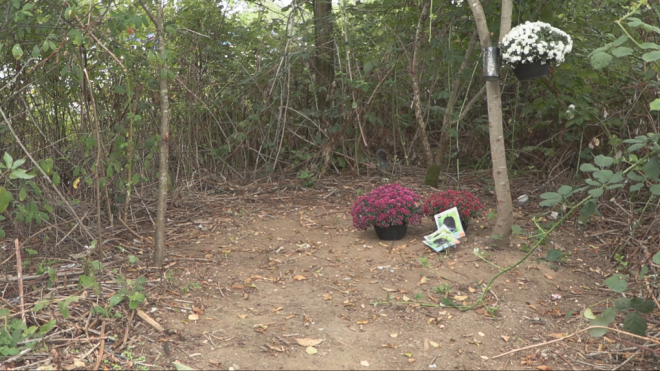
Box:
[136,181,616,370]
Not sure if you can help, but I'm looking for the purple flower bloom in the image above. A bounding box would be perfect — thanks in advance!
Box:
[351,183,423,230]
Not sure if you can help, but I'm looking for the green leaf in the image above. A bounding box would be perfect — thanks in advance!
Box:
[128,255,139,264]
[642,50,660,62]
[591,51,613,69]
[31,45,40,58]
[623,312,646,336]
[611,47,633,57]
[39,158,53,175]
[627,172,644,181]
[557,185,573,196]
[643,157,660,179]
[33,300,50,313]
[545,249,562,262]
[10,169,35,179]
[12,158,25,169]
[580,163,599,172]
[58,301,69,319]
[19,186,27,201]
[0,228,4,239]
[3,152,13,168]
[651,99,660,111]
[630,297,655,314]
[594,155,614,168]
[650,185,660,195]
[608,172,624,184]
[637,265,649,280]
[109,294,123,307]
[653,252,660,265]
[627,17,643,27]
[38,320,56,334]
[630,183,644,192]
[511,225,522,235]
[640,42,660,50]
[588,188,604,198]
[612,34,628,47]
[594,170,614,183]
[589,308,616,337]
[614,298,631,312]
[539,199,561,207]
[604,274,628,293]
[0,187,13,212]
[540,192,562,200]
[585,179,601,187]
[12,44,23,59]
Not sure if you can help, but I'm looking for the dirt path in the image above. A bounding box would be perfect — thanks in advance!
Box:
[134,179,621,370]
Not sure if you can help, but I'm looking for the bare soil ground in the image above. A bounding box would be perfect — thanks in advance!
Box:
[125,173,654,371]
[2,171,658,371]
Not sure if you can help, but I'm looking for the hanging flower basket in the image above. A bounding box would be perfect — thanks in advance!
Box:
[500,21,573,81]
[512,59,550,81]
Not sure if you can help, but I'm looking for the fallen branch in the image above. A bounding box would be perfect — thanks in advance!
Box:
[92,321,106,370]
[492,326,660,359]
[137,310,165,332]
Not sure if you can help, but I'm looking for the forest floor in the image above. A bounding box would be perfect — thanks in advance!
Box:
[2,169,659,370]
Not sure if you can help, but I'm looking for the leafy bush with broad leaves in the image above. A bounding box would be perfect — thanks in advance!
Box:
[0,152,61,239]
[0,308,56,359]
[540,133,660,337]
[589,3,660,113]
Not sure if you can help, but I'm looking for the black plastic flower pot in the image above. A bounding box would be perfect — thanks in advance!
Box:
[374,223,407,241]
[512,60,550,81]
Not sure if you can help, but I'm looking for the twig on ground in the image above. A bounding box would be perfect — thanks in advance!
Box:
[137,310,165,332]
[92,321,106,370]
[492,326,660,359]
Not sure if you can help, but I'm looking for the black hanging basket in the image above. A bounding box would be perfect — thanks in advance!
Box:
[374,223,407,241]
[512,60,550,81]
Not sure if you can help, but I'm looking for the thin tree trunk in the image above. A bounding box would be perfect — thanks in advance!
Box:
[314,0,335,113]
[467,0,514,247]
[432,30,480,186]
[138,0,170,267]
[314,0,337,176]
[411,0,433,166]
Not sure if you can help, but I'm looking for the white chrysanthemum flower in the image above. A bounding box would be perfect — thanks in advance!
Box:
[500,21,573,66]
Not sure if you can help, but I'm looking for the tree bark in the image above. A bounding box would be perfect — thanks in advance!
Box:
[314,0,335,114]
[467,0,514,247]
[431,30,480,187]
[138,0,170,267]
[313,0,337,176]
[411,0,433,166]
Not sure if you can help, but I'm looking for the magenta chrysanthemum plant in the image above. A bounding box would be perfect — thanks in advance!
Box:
[351,183,424,230]
[423,190,485,224]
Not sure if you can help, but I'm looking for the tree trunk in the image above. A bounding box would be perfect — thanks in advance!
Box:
[431,30,480,188]
[138,0,170,267]
[411,1,433,168]
[314,0,335,113]
[313,0,337,176]
[467,0,514,247]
